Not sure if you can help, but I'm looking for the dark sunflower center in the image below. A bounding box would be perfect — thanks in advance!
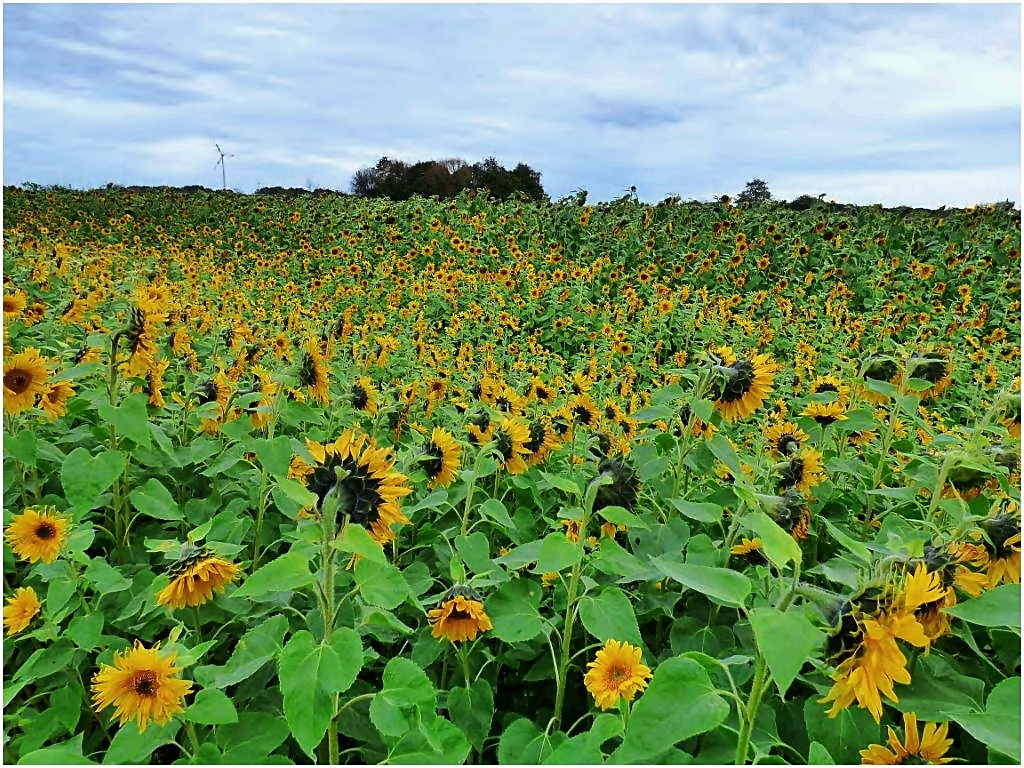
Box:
[814,383,839,393]
[197,380,218,405]
[911,356,947,384]
[814,412,839,426]
[494,429,514,461]
[352,384,368,409]
[717,359,755,403]
[310,458,384,527]
[594,458,640,512]
[297,352,317,387]
[573,404,595,425]
[34,522,57,540]
[537,386,551,400]
[449,608,473,621]
[495,396,511,412]
[4,370,31,393]
[133,671,159,697]
[864,359,898,382]
[980,514,1019,558]
[552,418,570,436]
[525,422,547,454]
[778,435,800,456]
[608,665,629,683]
[422,443,444,479]
[777,459,804,491]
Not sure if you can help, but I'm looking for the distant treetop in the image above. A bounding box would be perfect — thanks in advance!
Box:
[350,156,546,202]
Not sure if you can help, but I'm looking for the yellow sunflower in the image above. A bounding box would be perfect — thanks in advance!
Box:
[39,378,75,422]
[569,392,602,430]
[145,359,169,409]
[3,289,28,321]
[860,712,953,764]
[92,641,194,733]
[730,537,768,566]
[523,418,559,465]
[764,420,809,457]
[583,639,653,711]
[156,543,241,609]
[4,507,71,564]
[351,376,378,416]
[712,352,779,421]
[978,511,1021,587]
[777,447,828,496]
[466,410,495,446]
[304,430,412,545]
[809,374,850,402]
[802,400,848,427]
[3,586,41,636]
[422,427,461,489]
[492,416,531,475]
[297,338,330,406]
[427,586,493,643]
[3,347,50,415]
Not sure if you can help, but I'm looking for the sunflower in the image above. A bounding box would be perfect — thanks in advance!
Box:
[764,420,809,457]
[297,338,330,406]
[712,352,779,421]
[422,427,461,489]
[593,457,641,513]
[145,359,169,409]
[427,585,493,643]
[730,537,768,566]
[562,518,582,543]
[860,712,953,764]
[3,289,28,321]
[156,542,241,609]
[121,305,164,378]
[583,639,653,711]
[524,418,559,465]
[351,376,378,416]
[466,409,494,446]
[907,352,952,398]
[764,489,812,540]
[3,347,50,415]
[802,400,848,427]
[569,392,601,429]
[304,430,413,545]
[978,511,1021,587]
[3,586,41,636]
[91,641,194,733]
[39,379,75,422]
[4,506,70,564]
[776,448,827,496]
[809,375,850,401]
[492,416,531,475]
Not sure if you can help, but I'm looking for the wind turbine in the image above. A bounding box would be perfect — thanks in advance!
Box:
[214,143,235,190]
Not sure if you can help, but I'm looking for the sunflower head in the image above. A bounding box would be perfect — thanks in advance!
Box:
[712,353,778,421]
[860,711,954,765]
[979,512,1021,560]
[863,356,898,383]
[422,427,461,489]
[776,448,827,497]
[730,537,768,566]
[91,641,194,733]
[4,506,71,564]
[492,416,530,475]
[583,639,653,711]
[3,347,50,415]
[427,584,493,643]
[157,542,241,609]
[593,457,640,513]
[3,586,41,636]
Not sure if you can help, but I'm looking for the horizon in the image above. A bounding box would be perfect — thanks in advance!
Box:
[4,4,1020,207]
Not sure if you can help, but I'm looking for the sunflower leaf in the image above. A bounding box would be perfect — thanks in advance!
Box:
[185,688,238,725]
[369,657,437,738]
[943,584,1021,630]
[743,510,802,568]
[749,606,825,697]
[578,587,643,647]
[485,579,544,643]
[354,559,411,610]
[60,447,125,514]
[232,551,316,600]
[97,393,152,449]
[334,523,388,564]
[650,558,751,607]
[128,478,182,521]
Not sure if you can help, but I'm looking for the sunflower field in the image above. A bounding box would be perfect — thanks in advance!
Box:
[2,185,1021,765]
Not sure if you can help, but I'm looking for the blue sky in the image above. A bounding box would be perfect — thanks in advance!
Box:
[3,3,1020,206]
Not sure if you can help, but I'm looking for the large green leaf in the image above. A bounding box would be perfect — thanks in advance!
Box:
[185,688,238,725]
[354,559,411,610]
[749,607,824,697]
[578,587,643,647]
[486,578,545,643]
[233,551,315,600]
[103,721,179,765]
[944,584,1021,630]
[446,679,494,751]
[650,557,751,607]
[533,532,580,574]
[98,393,152,449]
[60,447,125,513]
[744,510,802,568]
[128,478,182,521]
[217,712,291,763]
[614,656,729,763]
[947,676,1021,762]
[497,718,560,764]
[334,523,388,564]
[369,657,437,738]
[803,696,879,766]
[389,716,471,764]
[18,733,94,765]
[194,614,288,688]
[894,653,984,722]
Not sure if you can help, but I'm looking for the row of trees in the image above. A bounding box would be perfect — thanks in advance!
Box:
[349,156,546,201]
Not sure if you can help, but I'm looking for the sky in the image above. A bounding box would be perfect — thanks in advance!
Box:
[3,3,1021,206]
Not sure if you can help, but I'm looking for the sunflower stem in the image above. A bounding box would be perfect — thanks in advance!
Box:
[459,642,472,689]
[733,653,768,765]
[183,720,200,758]
[460,443,490,537]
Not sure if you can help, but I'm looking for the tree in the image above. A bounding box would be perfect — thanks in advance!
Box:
[736,178,772,205]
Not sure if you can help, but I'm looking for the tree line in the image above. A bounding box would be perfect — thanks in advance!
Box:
[349,156,546,201]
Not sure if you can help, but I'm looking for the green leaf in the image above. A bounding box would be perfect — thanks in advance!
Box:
[274,478,318,510]
[18,733,94,765]
[632,404,675,423]
[447,679,494,751]
[497,718,555,764]
[615,657,730,763]
[893,653,984,722]
[6,430,38,468]
[104,721,179,765]
[803,696,879,766]
[98,393,152,449]
[84,558,131,596]
[194,614,288,689]
[670,499,723,524]
[539,471,581,497]
[217,712,291,763]
[253,435,294,478]
[479,497,517,533]
[820,518,870,563]
[51,682,84,733]
[744,510,802,568]
[334,523,388,565]
[494,540,542,571]
[14,642,77,684]
[808,741,835,764]
[232,551,315,600]
[389,716,471,764]
[945,677,1021,763]
[355,559,411,610]
[60,447,125,513]
[533,532,580,574]
[66,613,104,651]
[690,398,714,424]
[748,607,825,697]
[708,434,745,481]
[943,584,1021,630]
[486,579,544,643]
[544,732,605,765]
[596,505,649,530]
[129,478,182,521]
[578,588,643,647]
[408,489,449,516]
[369,657,437,738]
[592,537,656,582]
[186,688,238,725]
[279,631,345,758]
[323,628,364,694]
[456,532,492,576]
[650,558,751,607]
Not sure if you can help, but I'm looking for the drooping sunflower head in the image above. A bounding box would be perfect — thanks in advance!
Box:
[91,641,194,733]
[860,711,954,765]
[764,420,808,457]
[427,584,493,643]
[823,586,884,665]
[998,394,1021,439]
[351,376,378,415]
[524,418,559,464]
[583,639,653,711]
[730,537,768,566]
[3,586,41,636]
[304,431,413,545]
[3,347,50,415]
[593,457,641,513]
[776,448,827,497]
[809,374,850,400]
[802,400,848,427]
[763,489,812,540]
[40,379,76,421]
[296,339,330,406]
[492,416,530,475]
[570,392,601,429]
[908,351,952,396]
[711,352,779,421]
[156,542,241,609]
[422,427,461,489]
[466,409,494,446]
[4,506,71,564]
